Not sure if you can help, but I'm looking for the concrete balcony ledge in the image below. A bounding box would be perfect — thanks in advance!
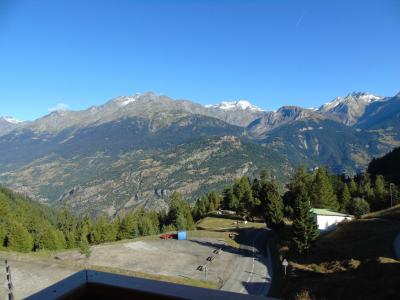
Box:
[25,270,271,300]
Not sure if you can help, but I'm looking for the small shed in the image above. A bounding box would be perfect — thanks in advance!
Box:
[177,231,187,240]
[311,208,353,232]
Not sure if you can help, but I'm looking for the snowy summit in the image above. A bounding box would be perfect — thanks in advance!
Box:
[205,100,263,112]
[319,92,382,112]
[1,116,22,124]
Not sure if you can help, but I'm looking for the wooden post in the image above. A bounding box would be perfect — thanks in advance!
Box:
[5,259,14,300]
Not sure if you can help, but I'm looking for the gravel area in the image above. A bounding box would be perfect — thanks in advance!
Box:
[0,237,240,299]
[58,237,239,284]
[0,258,76,300]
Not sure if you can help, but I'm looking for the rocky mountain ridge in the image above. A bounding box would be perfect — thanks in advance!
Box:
[0,90,398,216]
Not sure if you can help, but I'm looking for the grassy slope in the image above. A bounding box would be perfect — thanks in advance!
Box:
[196,216,265,230]
[271,206,400,300]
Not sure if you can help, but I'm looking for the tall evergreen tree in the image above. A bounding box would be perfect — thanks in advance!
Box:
[57,206,76,235]
[222,187,234,210]
[310,168,339,210]
[340,184,352,213]
[207,191,221,211]
[373,175,387,210]
[264,181,284,228]
[292,186,319,254]
[6,222,33,252]
[348,178,358,197]
[79,230,91,258]
[285,166,312,211]
[118,213,139,240]
[168,192,194,230]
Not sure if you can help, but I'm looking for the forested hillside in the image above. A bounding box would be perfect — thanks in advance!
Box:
[0,186,194,254]
[368,147,400,185]
[0,186,62,252]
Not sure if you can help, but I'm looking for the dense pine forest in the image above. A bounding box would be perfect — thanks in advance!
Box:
[0,188,193,254]
[1,147,398,254]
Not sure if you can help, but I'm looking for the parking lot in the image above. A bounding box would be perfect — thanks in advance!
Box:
[0,236,241,299]
[58,237,240,285]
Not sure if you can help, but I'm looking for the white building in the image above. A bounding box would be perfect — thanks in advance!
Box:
[311,208,353,232]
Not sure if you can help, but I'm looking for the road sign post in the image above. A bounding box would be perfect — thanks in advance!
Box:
[390,183,394,208]
[282,259,289,276]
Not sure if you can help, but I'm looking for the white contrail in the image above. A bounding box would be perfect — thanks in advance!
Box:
[296,12,305,27]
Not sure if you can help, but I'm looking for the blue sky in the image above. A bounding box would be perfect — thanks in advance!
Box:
[0,0,399,120]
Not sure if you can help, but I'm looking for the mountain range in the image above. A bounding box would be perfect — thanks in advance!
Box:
[0,91,399,216]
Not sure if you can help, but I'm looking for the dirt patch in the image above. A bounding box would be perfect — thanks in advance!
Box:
[0,257,76,300]
[57,237,239,286]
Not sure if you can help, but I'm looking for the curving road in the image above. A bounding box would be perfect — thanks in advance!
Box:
[221,228,272,296]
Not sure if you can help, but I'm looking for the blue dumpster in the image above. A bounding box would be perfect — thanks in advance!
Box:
[177,231,187,240]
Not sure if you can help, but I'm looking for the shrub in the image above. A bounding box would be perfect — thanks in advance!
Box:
[347,197,370,217]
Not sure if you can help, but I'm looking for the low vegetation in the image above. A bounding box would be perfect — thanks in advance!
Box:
[196,216,264,230]
[270,205,400,299]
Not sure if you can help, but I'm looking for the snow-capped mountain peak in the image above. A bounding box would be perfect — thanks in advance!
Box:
[319,92,382,112]
[205,100,263,112]
[318,92,384,126]
[1,116,22,124]
[116,94,141,107]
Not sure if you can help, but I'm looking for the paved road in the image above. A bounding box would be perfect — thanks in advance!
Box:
[394,232,400,259]
[221,228,272,296]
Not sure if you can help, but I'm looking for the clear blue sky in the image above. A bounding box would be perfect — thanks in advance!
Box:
[0,0,399,120]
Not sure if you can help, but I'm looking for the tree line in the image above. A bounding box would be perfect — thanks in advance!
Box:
[1,161,398,255]
[193,170,285,228]
[0,187,193,255]
[193,165,399,254]
[283,166,399,254]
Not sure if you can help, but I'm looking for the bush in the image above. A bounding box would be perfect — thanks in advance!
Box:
[347,197,370,217]
[79,233,91,258]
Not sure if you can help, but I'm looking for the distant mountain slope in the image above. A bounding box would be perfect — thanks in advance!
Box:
[0,136,291,216]
[261,118,386,174]
[0,90,399,216]
[0,116,25,136]
[247,106,322,138]
[355,93,400,132]
[0,114,243,168]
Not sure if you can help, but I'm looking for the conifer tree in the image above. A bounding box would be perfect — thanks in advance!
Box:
[57,206,76,235]
[207,191,221,211]
[340,184,352,213]
[292,186,319,254]
[310,168,339,210]
[373,175,387,210]
[66,230,77,249]
[79,230,91,258]
[264,181,284,228]
[222,187,232,210]
[285,166,312,212]
[348,178,358,197]
[6,222,33,252]
[176,213,188,231]
[118,213,139,240]
[168,192,193,230]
